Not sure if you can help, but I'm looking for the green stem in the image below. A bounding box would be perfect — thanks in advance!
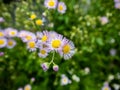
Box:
[49,51,55,65]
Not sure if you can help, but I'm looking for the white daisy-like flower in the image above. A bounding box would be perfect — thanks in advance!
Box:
[24,84,31,90]
[57,2,67,14]
[5,27,18,37]
[44,0,58,9]
[59,38,75,60]
[61,74,71,86]
[7,39,16,49]
[18,30,28,39]
[48,34,63,51]
[22,31,36,42]
[0,38,7,48]
[27,40,36,51]
[17,87,23,90]
[0,30,5,38]
[100,16,109,25]
[38,48,49,58]
[49,31,58,38]
[102,82,111,90]
[36,31,49,43]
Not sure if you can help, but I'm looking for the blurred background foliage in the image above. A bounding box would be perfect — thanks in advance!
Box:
[0,0,120,90]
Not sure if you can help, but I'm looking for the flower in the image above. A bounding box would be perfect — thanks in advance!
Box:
[5,28,18,37]
[30,14,36,20]
[53,65,59,71]
[27,41,36,51]
[41,62,49,71]
[48,34,63,51]
[17,87,23,90]
[114,0,120,3]
[0,38,7,48]
[57,2,67,14]
[72,74,80,82]
[102,82,111,90]
[0,30,5,38]
[84,67,90,75]
[38,49,49,58]
[24,84,31,90]
[100,16,109,25]
[108,74,114,81]
[44,0,58,9]
[30,77,35,83]
[115,2,120,9]
[0,17,5,23]
[35,19,43,25]
[7,39,16,49]
[61,74,71,85]
[0,52,4,56]
[59,38,75,60]
[110,48,116,56]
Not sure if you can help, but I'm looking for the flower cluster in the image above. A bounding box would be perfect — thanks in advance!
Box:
[101,82,111,90]
[44,0,67,14]
[0,28,17,49]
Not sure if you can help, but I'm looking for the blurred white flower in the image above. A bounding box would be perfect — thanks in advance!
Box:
[61,74,71,85]
[109,38,115,44]
[84,67,90,75]
[17,87,23,90]
[108,74,114,81]
[113,84,120,90]
[0,17,5,23]
[109,48,117,56]
[31,77,35,83]
[24,84,31,90]
[100,16,109,25]
[72,74,80,82]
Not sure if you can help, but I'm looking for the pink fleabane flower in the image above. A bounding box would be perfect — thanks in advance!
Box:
[44,0,58,9]
[57,2,67,14]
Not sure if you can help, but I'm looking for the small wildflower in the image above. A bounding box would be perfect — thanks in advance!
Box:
[110,48,116,56]
[30,14,36,20]
[61,74,71,85]
[41,62,49,71]
[113,83,120,90]
[57,2,67,14]
[108,74,114,81]
[17,87,23,90]
[84,67,90,75]
[31,77,35,83]
[7,39,16,49]
[27,41,36,51]
[100,16,109,25]
[72,74,80,82]
[35,19,43,25]
[102,82,111,90]
[24,84,31,90]
[5,28,18,37]
[0,17,5,23]
[0,38,7,48]
[44,0,58,9]
[38,49,49,58]
[0,30,5,37]
[115,2,120,9]
[0,52,4,56]
[53,65,59,71]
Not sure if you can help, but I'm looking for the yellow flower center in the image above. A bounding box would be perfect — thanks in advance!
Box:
[104,87,109,90]
[0,32,4,37]
[42,35,47,42]
[10,31,16,36]
[59,5,63,11]
[48,0,55,7]
[26,36,32,41]
[63,44,70,54]
[30,14,36,20]
[40,50,46,55]
[63,78,67,83]
[28,41,35,48]
[52,40,61,48]
[25,86,30,90]
[8,41,13,46]
[35,19,43,25]
[0,39,5,45]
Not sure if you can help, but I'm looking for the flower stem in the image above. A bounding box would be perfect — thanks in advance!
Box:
[49,51,55,65]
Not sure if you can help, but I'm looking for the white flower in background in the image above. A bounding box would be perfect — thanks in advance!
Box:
[24,84,31,90]
[0,38,7,48]
[17,87,23,90]
[30,77,35,83]
[0,30,5,38]
[108,74,114,81]
[5,28,18,37]
[61,74,71,85]
[84,67,90,75]
[102,82,111,90]
[72,74,80,82]
[44,0,58,9]
[0,17,5,23]
[7,39,16,49]
[109,38,115,44]
[113,84,120,90]
[100,16,109,25]
[109,48,117,56]
[57,2,67,14]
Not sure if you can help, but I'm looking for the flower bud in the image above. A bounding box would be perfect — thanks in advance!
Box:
[41,62,49,71]
[53,65,59,72]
